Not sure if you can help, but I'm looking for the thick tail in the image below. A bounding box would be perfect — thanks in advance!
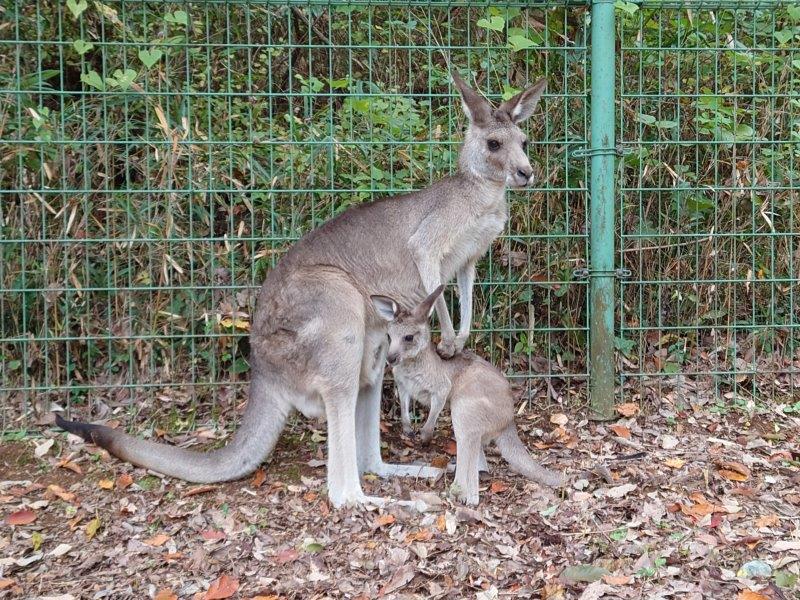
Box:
[55,373,290,483]
[495,425,565,488]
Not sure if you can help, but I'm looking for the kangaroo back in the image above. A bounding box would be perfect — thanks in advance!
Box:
[495,425,565,488]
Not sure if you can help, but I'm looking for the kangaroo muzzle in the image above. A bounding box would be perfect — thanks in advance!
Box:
[515,167,534,187]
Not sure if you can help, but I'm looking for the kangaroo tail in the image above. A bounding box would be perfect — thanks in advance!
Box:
[495,425,565,488]
[55,373,290,483]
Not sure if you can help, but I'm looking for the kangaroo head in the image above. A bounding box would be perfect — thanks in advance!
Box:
[452,70,546,188]
[371,285,445,366]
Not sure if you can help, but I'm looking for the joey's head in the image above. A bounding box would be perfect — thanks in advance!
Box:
[452,70,546,188]
[370,285,445,366]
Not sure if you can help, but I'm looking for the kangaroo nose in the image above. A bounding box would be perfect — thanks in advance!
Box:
[387,353,398,365]
[517,168,532,182]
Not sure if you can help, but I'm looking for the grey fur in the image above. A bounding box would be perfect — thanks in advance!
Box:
[56,70,547,508]
[376,292,566,505]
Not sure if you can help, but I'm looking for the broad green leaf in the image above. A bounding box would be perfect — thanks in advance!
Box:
[302,537,324,553]
[476,16,505,31]
[502,84,521,101]
[108,68,137,90]
[775,570,798,589]
[615,1,639,15]
[80,70,105,90]
[66,0,88,19]
[635,113,656,125]
[507,35,537,52]
[72,39,93,55]
[789,4,800,20]
[654,120,678,129]
[774,29,794,45]
[164,10,188,26]
[734,123,755,140]
[328,77,349,90]
[138,48,163,69]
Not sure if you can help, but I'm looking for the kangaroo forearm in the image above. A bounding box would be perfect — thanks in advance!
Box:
[456,262,476,339]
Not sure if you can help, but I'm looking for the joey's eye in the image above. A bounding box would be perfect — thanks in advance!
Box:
[487,139,501,151]
[522,140,529,151]
[403,334,414,342]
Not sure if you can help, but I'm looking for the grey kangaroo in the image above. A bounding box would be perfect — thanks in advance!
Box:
[56,70,547,508]
[372,286,566,505]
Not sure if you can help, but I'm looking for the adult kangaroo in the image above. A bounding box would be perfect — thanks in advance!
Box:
[56,71,547,507]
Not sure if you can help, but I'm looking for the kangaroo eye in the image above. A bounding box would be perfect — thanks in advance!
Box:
[522,140,529,151]
[403,334,414,342]
[487,139,501,151]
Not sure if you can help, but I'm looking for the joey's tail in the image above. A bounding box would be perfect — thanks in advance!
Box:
[495,425,565,488]
[55,374,290,483]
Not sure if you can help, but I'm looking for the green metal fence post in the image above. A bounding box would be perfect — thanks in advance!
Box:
[588,0,616,420]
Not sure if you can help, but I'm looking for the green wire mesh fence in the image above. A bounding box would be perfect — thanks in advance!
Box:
[617,4,799,412]
[0,1,797,432]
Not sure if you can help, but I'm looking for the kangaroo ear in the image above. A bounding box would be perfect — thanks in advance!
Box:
[415,285,445,319]
[451,70,491,126]
[370,295,399,322]
[496,78,547,124]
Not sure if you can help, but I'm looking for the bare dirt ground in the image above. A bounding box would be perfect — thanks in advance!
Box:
[1,393,799,600]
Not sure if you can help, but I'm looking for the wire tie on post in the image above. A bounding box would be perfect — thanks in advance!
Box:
[573,268,632,280]
[571,145,633,159]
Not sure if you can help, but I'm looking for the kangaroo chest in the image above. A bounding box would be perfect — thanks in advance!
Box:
[394,363,452,406]
[442,197,507,279]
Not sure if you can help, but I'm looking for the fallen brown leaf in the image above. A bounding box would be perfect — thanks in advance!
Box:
[541,582,566,599]
[716,461,750,482]
[0,578,15,590]
[754,514,779,528]
[609,424,631,439]
[443,440,457,456]
[663,458,686,469]
[45,484,76,502]
[375,513,396,527]
[603,574,632,585]
[183,485,219,497]
[117,473,134,490]
[204,574,239,600]
[490,481,509,493]
[737,591,769,600]
[97,479,114,490]
[58,459,83,474]
[302,491,318,502]
[251,468,266,488]
[404,528,433,543]
[154,589,178,600]
[436,514,447,532]
[201,529,226,541]
[5,509,36,525]
[143,533,170,547]
[615,403,639,417]
[85,516,101,540]
[550,413,568,426]
[274,548,299,565]
[430,455,450,469]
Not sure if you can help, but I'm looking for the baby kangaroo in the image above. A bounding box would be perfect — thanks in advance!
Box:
[371,286,565,504]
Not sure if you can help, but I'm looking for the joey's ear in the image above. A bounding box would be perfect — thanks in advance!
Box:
[370,295,398,322]
[496,78,547,124]
[415,285,445,320]
[451,70,491,126]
